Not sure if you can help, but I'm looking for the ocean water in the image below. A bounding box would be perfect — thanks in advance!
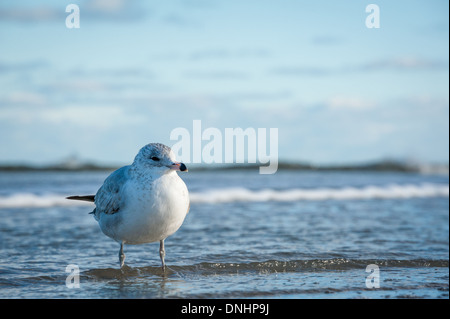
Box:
[0,169,448,299]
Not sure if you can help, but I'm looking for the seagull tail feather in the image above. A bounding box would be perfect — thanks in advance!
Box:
[66,195,95,202]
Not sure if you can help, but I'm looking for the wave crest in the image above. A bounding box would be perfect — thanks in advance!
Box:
[189,183,449,204]
[0,183,447,208]
[0,193,92,208]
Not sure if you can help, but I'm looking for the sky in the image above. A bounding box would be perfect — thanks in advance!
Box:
[0,0,448,166]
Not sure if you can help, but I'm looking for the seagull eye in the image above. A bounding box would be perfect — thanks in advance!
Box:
[151,156,160,161]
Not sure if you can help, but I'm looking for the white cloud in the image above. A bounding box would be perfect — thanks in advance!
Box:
[0,105,146,131]
[0,6,60,22]
[0,0,144,22]
[88,0,129,12]
[3,91,47,106]
[51,80,108,92]
[326,96,376,110]
[38,106,146,129]
[362,56,448,71]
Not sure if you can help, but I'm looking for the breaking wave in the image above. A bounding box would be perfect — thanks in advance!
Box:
[189,183,449,204]
[0,183,448,208]
[82,258,449,279]
[0,193,92,208]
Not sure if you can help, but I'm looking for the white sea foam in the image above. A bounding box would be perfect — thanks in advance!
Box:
[189,183,449,204]
[0,183,448,208]
[0,193,93,208]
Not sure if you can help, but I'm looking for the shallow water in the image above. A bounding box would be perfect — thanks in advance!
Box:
[0,170,448,298]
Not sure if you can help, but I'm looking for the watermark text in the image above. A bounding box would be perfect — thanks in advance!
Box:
[365,264,380,288]
[170,120,278,174]
[65,264,80,288]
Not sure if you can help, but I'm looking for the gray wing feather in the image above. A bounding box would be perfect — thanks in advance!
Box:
[93,166,130,219]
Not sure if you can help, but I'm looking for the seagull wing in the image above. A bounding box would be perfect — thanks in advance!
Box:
[93,165,130,219]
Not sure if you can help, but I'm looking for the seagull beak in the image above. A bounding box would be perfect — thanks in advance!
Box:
[168,162,188,172]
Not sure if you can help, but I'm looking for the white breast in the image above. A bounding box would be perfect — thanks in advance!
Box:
[99,171,189,245]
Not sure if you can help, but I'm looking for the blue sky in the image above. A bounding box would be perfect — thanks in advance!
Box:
[0,0,448,166]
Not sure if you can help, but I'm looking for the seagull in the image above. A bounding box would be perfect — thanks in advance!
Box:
[66,143,189,271]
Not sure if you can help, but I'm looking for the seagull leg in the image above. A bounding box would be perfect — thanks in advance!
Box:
[119,241,126,268]
[159,239,166,272]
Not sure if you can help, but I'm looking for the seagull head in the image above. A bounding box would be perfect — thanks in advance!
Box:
[133,143,188,173]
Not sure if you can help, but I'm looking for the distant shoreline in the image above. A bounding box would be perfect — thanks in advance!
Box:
[0,160,448,174]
